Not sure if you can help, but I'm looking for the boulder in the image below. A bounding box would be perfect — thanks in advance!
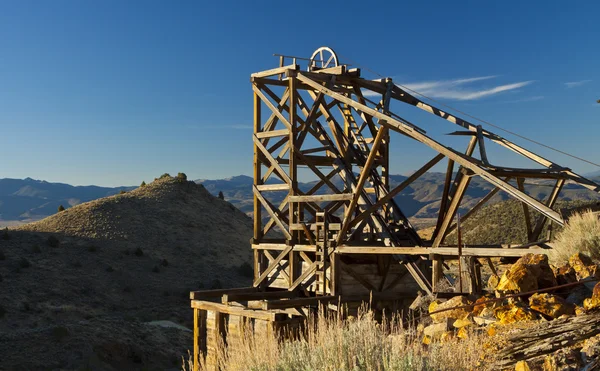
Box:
[472,294,495,316]
[453,317,473,329]
[519,254,557,289]
[496,254,557,294]
[514,360,531,371]
[569,253,600,280]
[583,281,600,311]
[565,285,591,306]
[423,318,453,338]
[552,264,577,285]
[429,296,472,323]
[494,303,537,324]
[528,293,574,318]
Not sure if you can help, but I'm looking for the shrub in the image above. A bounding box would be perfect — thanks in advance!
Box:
[57,205,65,212]
[134,247,144,257]
[218,191,225,200]
[47,235,60,248]
[19,258,31,268]
[176,172,187,183]
[32,244,41,253]
[1,228,10,240]
[210,279,222,289]
[140,181,146,187]
[119,190,127,195]
[0,250,5,260]
[159,173,171,180]
[237,262,254,278]
[161,258,169,267]
[152,265,160,273]
[551,210,600,264]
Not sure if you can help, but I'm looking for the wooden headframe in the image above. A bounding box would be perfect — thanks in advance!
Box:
[249,53,600,293]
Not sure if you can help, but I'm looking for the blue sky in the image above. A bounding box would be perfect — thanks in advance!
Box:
[0,0,598,186]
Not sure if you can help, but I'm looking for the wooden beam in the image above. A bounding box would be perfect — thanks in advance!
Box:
[531,178,565,241]
[288,194,353,203]
[340,261,377,292]
[433,171,472,247]
[252,84,292,129]
[261,295,339,310]
[476,125,489,165]
[255,129,290,139]
[253,134,292,184]
[337,126,389,245]
[295,72,564,226]
[253,185,292,240]
[191,300,277,321]
[222,291,299,304]
[251,64,298,79]
[335,246,550,257]
[253,244,293,287]
[433,158,455,239]
[190,287,257,300]
[348,153,445,230]
[517,178,533,241]
[256,183,289,192]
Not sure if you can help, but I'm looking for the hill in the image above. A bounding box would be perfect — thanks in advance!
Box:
[0,176,254,370]
[0,177,135,224]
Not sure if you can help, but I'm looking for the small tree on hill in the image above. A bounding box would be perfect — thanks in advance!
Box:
[140,181,146,187]
[57,205,65,212]
[176,172,187,183]
[218,191,224,200]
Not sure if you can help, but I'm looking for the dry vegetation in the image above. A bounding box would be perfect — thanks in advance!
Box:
[186,309,486,371]
[551,210,600,264]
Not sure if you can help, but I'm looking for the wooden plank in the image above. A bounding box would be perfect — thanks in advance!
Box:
[193,308,200,371]
[253,91,262,242]
[340,261,377,292]
[191,300,277,321]
[255,129,290,139]
[251,64,298,79]
[531,178,565,241]
[476,125,489,165]
[222,291,299,304]
[262,295,339,310]
[253,185,292,240]
[256,183,290,192]
[433,158,455,239]
[190,287,257,300]
[288,194,353,202]
[295,72,564,226]
[335,246,549,257]
[289,261,317,291]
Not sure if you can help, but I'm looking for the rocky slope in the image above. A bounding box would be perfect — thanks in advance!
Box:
[0,176,254,370]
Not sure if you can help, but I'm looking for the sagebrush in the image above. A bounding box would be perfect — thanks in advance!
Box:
[551,210,600,264]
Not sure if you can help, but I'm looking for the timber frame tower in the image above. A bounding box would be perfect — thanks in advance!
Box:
[189,47,600,370]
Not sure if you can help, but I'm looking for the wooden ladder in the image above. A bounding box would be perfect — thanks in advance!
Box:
[314,211,329,296]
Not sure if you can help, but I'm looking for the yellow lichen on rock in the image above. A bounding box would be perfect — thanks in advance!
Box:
[515,360,531,371]
[529,293,574,318]
[429,296,472,323]
[495,304,537,324]
[583,282,600,310]
[569,253,600,280]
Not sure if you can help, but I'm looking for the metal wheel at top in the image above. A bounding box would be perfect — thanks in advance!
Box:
[308,47,339,72]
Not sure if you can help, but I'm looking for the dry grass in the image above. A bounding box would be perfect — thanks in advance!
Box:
[551,210,600,264]
[185,308,486,371]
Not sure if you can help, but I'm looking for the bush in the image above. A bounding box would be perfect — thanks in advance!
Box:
[0,250,5,260]
[47,235,60,248]
[159,173,171,179]
[140,181,146,187]
[176,172,187,183]
[32,244,41,253]
[218,191,225,200]
[119,190,127,195]
[152,265,160,273]
[210,279,222,289]
[237,262,254,278]
[57,205,65,212]
[551,211,600,264]
[134,247,144,257]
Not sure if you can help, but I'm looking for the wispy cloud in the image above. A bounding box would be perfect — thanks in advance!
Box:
[564,80,592,88]
[364,76,534,101]
[185,124,252,130]
[501,95,545,104]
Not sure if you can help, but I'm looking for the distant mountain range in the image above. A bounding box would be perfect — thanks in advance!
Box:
[0,178,134,223]
[2,173,600,226]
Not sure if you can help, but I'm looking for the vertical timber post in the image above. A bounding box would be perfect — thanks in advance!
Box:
[253,90,265,287]
[288,75,298,287]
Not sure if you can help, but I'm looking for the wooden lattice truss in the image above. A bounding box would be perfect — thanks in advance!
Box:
[250,48,600,294]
